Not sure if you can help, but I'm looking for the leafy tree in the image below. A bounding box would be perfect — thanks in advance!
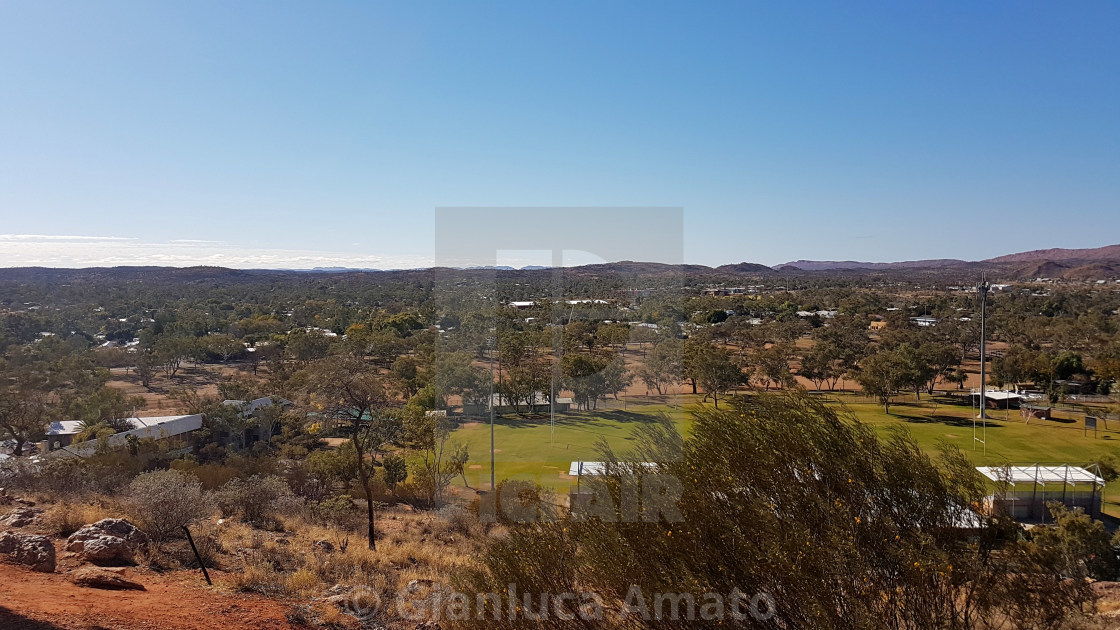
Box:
[600,355,632,400]
[629,325,658,349]
[406,410,467,506]
[135,348,157,388]
[915,341,961,395]
[854,349,913,413]
[500,360,551,412]
[635,337,681,396]
[562,353,625,411]
[1092,342,1120,389]
[434,351,491,411]
[596,322,631,351]
[390,355,425,398]
[680,338,706,395]
[0,374,53,456]
[303,356,401,550]
[947,368,968,390]
[1051,351,1085,381]
[756,343,796,391]
[562,353,607,411]
[216,373,257,401]
[991,345,1051,387]
[285,328,332,364]
[154,334,198,378]
[205,333,244,363]
[64,385,146,427]
[691,344,742,408]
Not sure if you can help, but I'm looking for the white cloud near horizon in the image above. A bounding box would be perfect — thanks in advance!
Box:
[0,235,640,270]
[0,234,135,242]
[0,234,433,270]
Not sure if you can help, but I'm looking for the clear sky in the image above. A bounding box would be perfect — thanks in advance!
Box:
[1,1,1117,269]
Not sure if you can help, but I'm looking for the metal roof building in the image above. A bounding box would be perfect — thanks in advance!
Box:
[977,465,1105,521]
[49,414,203,458]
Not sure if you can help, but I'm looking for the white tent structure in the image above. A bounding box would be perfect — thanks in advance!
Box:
[977,465,1105,521]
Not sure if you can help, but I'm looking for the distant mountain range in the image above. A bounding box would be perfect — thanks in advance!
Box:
[774,244,1120,279]
[983,244,1120,264]
[2,244,1119,284]
[774,259,971,271]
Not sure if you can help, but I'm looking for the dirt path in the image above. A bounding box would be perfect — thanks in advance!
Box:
[0,562,311,630]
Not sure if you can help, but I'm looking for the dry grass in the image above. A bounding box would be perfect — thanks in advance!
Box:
[40,501,114,537]
[220,505,487,607]
[23,490,490,627]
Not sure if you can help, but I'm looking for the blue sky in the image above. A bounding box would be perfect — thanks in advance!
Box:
[1,1,1117,268]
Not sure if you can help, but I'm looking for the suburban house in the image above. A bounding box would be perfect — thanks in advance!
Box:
[221,396,292,418]
[221,397,292,444]
[45,420,85,450]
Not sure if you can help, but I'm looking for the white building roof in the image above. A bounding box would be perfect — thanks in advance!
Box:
[970,390,1022,401]
[52,414,203,458]
[568,461,658,476]
[976,465,1104,487]
[47,421,85,436]
[570,461,606,476]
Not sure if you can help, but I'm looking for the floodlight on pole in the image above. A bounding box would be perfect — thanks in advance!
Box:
[978,279,990,421]
[487,334,496,491]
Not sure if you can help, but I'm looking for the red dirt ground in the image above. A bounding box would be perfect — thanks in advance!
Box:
[0,560,325,630]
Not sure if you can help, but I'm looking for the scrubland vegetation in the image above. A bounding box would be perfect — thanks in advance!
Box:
[2,267,1120,628]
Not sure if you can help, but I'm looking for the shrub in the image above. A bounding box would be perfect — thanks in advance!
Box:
[190,463,240,490]
[382,453,407,489]
[471,479,552,526]
[214,475,294,526]
[308,494,363,531]
[437,505,478,537]
[1092,454,1120,482]
[306,446,356,486]
[125,469,210,541]
[3,457,130,499]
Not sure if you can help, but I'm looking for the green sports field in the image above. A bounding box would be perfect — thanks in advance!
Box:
[451,398,692,492]
[449,391,1120,513]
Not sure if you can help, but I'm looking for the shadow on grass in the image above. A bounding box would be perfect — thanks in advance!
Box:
[889,410,1007,429]
[495,409,670,430]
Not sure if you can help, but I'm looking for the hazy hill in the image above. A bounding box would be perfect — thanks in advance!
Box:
[775,259,969,271]
[774,243,1120,279]
[984,244,1120,264]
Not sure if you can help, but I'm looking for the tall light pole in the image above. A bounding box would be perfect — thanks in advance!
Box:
[978,280,990,422]
[487,335,496,491]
